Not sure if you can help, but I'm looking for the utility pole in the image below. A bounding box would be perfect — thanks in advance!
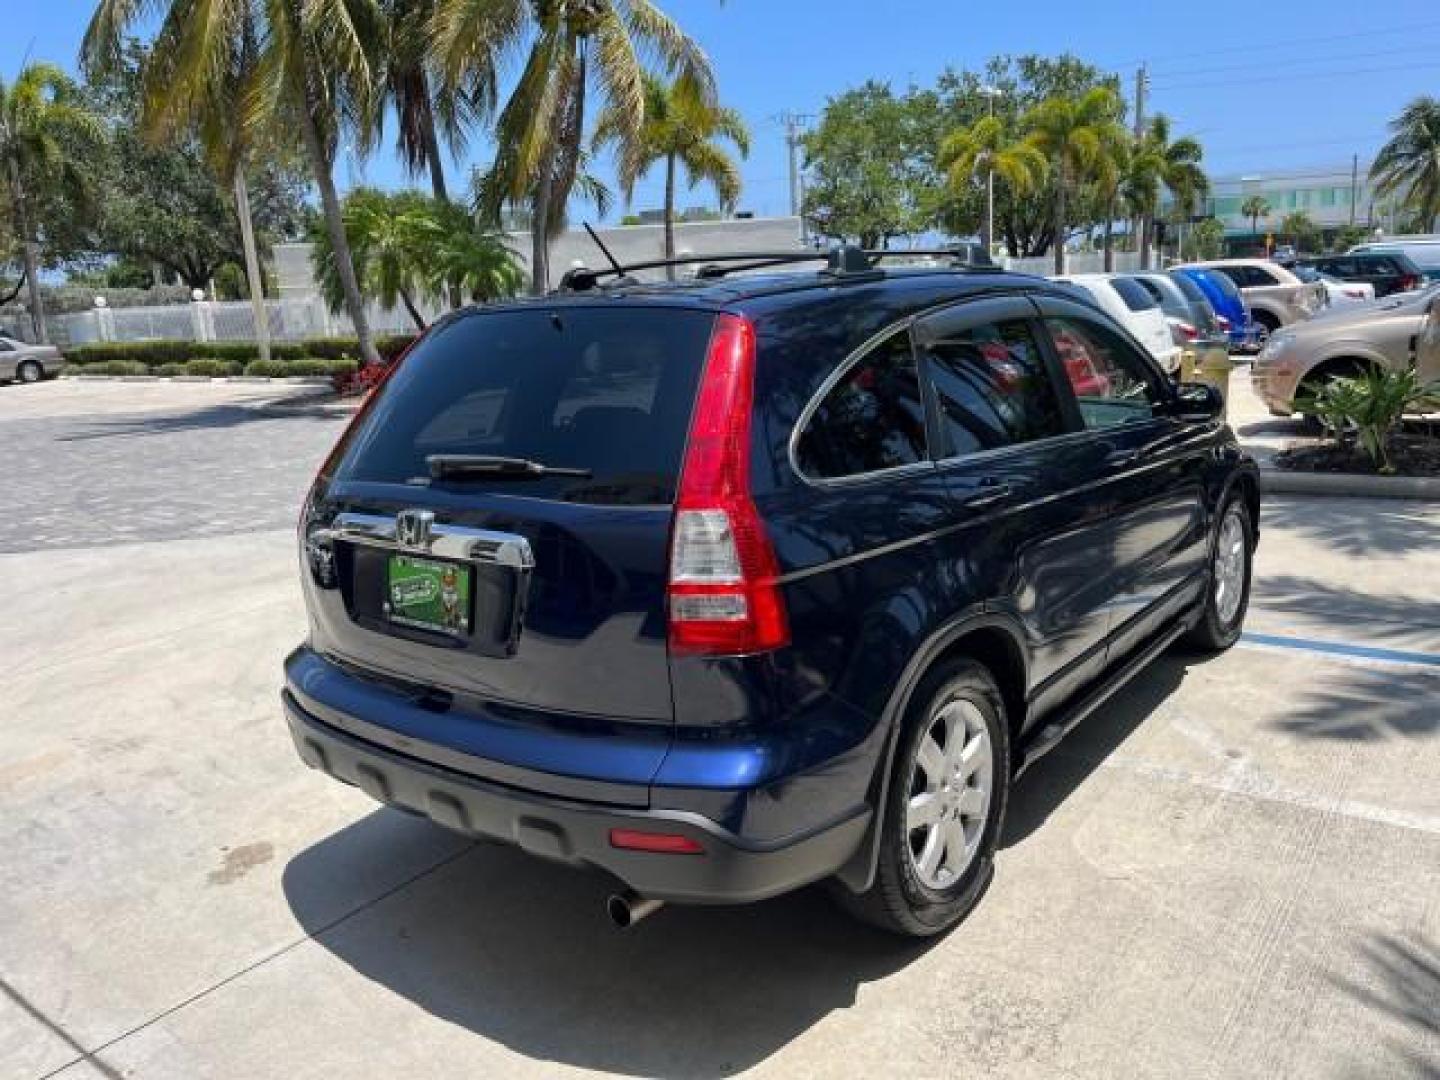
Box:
[1133,64,1149,268]
[980,86,1002,255]
[1349,153,1359,228]
[775,112,813,243]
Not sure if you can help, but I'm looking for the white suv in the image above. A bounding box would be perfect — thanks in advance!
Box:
[1051,273,1180,372]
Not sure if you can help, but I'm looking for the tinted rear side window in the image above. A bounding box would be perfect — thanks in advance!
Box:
[795,330,927,479]
[1112,277,1159,312]
[334,307,715,504]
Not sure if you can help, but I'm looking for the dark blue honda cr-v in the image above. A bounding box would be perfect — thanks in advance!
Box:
[285,248,1259,937]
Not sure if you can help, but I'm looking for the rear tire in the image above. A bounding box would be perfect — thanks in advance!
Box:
[833,658,1010,937]
[16,360,43,384]
[1182,493,1253,653]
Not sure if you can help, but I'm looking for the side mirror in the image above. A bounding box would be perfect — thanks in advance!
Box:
[1167,381,1224,422]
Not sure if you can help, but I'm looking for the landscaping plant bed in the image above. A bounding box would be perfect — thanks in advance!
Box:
[1275,434,1440,478]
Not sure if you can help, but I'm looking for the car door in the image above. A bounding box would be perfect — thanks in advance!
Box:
[911,295,1111,725]
[1032,295,1212,663]
[0,337,16,380]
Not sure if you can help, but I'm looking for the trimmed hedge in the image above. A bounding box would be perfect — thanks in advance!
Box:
[78,360,150,376]
[183,359,243,377]
[242,358,358,377]
[64,332,415,369]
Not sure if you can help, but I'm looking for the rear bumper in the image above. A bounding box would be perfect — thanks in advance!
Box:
[283,690,870,904]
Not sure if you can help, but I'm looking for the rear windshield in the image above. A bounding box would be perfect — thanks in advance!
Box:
[1111,277,1159,312]
[1207,270,1243,301]
[1169,273,1207,304]
[334,307,716,504]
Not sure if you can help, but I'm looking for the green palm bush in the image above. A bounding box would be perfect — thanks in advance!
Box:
[1294,366,1440,473]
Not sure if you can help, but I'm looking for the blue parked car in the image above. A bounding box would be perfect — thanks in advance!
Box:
[286,247,1260,937]
[1171,266,1263,350]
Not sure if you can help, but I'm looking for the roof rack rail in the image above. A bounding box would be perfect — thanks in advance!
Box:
[555,242,1003,292]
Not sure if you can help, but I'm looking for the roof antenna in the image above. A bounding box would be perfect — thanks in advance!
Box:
[585,223,624,277]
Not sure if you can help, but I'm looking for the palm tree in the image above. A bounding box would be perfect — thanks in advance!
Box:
[1371,96,1440,232]
[83,19,277,361]
[937,114,1045,252]
[0,65,102,343]
[312,189,523,329]
[1022,86,1126,274]
[432,0,714,295]
[85,0,388,365]
[379,0,468,204]
[1093,137,1129,272]
[1280,210,1316,252]
[1241,195,1271,245]
[593,73,749,279]
[1135,115,1206,269]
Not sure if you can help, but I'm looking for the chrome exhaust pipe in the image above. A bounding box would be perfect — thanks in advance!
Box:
[606,889,664,929]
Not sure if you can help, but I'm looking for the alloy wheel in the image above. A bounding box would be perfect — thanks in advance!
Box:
[1213,505,1247,625]
[905,698,993,890]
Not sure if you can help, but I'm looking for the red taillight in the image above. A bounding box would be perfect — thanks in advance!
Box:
[666,314,789,656]
[1400,274,1420,292]
[609,829,704,854]
[1217,315,1232,330]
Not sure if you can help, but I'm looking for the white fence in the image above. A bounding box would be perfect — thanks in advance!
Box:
[1001,251,1144,276]
[33,296,427,348]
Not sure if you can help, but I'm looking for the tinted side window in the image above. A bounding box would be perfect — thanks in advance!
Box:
[1047,316,1164,430]
[920,317,1065,456]
[1112,277,1159,312]
[795,330,927,479]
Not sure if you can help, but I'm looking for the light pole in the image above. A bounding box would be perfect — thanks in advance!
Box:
[979,86,1002,255]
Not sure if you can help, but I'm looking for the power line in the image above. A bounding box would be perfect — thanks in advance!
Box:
[1095,16,1440,69]
[1148,59,1440,92]
[1147,43,1440,83]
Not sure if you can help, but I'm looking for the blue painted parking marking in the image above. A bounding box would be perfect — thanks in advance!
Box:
[1239,632,1440,669]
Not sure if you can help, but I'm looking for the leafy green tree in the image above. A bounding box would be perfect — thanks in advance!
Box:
[1241,195,1271,242]
[312,188,522,330]
[802,81,937,247]
[1189,217,1227,260]
[593,72,749,277]
[0,64,103,342]
[1370,96,1440,232]
[1280,210,1317,252]
[1332,224,1368,253]
[433,0,713,294]
[87,0,390,365]
[928,55,1123,256]
[1023,85,1127,273]
[937,114,1045,251]
[75,47,309,292]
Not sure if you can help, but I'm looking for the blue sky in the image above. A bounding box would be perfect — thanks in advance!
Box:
[7,0,1440,222]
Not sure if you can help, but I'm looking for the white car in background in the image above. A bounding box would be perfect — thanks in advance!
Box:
[1050,273,1181,371]
[1292,264,1376,308]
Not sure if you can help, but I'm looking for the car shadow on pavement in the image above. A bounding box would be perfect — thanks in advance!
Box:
[283,814,932,1078]
[1001,652,1195,849]
[56,401,346,441]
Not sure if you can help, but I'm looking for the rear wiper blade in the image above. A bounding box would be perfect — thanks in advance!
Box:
[425,454,593,480]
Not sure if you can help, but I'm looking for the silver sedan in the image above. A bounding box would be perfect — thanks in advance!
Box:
[0,334,64,383]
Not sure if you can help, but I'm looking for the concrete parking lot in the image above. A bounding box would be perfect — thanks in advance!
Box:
[2,379,1437,1080]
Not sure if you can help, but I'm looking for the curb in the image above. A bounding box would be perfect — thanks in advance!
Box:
[64,374,335,385]
[1260,467,1440,501]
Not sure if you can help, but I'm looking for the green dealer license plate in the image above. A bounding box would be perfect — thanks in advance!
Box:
[385,555,471,637]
